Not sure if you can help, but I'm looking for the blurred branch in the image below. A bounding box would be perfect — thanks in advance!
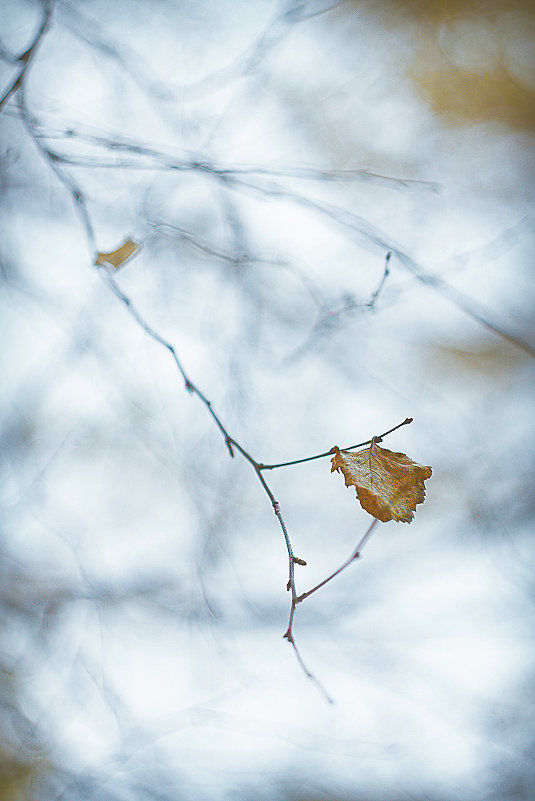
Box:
[10,18,428,699]
[395,251,535,359]
[56,0,177,104]
[0,0,53,113]
[160,0,317,99]
[146,220,323,304]
[98,268,343,700]
[18,88,97,255]
[283,250,392,362]
[27,123,440,192]
[8,3,530,364]
[14,82,424,696]
[101,263,400,701]
[282,517,378,706]
[56,0,325,115]
[370,250,391,306]
[220,171,535,359]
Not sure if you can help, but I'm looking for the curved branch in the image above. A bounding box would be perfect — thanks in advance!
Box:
[16,83,418,701]
[258,417,413,470]
[0,0,53,113]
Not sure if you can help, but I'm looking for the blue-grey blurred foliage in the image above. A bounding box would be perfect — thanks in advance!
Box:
[1,0,534,799]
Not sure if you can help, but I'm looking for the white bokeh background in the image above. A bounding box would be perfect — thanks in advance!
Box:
[1,1,534,799]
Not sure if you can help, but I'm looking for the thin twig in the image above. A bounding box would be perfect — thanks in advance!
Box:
[368,251,391,308]
[282,250,393,364]
[296,519,378,604]
[0,1,53,113]
[32,135,439,192]
[18,88,97,255]
[258,417,413,470]
[97,272,324,687]
[213,170,535,360]
[278,517,378,702]
[23,115,534,357]
[100,274,331,691]
[18,89,325,687]
[16,76,414,700]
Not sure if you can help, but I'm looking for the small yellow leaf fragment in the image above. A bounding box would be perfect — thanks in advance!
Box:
[96,239,139,269]
[331,441,432,523]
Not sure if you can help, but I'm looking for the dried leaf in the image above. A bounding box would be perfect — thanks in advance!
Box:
[96,239,139,269]
[331,440,432,523]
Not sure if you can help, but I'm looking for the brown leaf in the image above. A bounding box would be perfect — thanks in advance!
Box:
[96,239,139,269]
[331,441,432,523]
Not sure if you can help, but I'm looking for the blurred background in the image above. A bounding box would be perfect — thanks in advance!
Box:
[1,0,534,799]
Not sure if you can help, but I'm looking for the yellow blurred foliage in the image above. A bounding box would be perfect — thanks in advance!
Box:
[0,747,44,801]
[412,17,535,129]
[424,340,524,378]
[362,0,535,129]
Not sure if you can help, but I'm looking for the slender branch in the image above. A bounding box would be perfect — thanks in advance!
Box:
[20,97,320,682]
[258,417,413,470]
[16,84,415,701]
[395,251,535,359]
[18,87,97,256]
[368,251,391,308]
[286,637,335,705]
[146,221,323,307]
[43,146,438,191]
[23,119,534,358]
[30,127,439,192]
[17,91,322,682]
[213,171,535,360]
[282,250,393,364]
[101,271,330,692]
[99,267,332,694]
[296,519,378,604]
[0,1,53,113]
[279,517,378,701]
[98,269,235,456]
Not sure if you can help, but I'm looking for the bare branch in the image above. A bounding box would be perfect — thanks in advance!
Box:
[0,0,53,113]
[296,519,378,604]
[258,417,413,470]
[11,50,426,700]
[368,250,391,308]
[25,129,438,193]
[280,517,378,703]
[215,171,535,359]
[395,251,535,359]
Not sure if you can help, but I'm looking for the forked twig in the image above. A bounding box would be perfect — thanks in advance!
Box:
[296,519,378,605]
[16,59,410,698]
